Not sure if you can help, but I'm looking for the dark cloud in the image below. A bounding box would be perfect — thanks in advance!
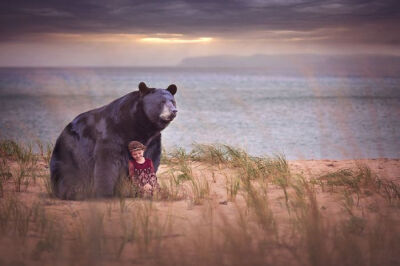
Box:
[1,0,400,45]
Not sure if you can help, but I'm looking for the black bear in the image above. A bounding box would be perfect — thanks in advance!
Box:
[50,82,177,199]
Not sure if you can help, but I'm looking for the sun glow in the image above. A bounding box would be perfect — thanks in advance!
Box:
[42,33,213,45]
[140,37,213,44]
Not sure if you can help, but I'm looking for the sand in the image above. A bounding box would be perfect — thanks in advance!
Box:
[0,157,399,265]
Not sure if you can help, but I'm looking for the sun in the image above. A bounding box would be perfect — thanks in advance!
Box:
[140,37,213,44]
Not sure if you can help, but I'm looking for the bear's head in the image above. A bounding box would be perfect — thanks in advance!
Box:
[138,82,178,129]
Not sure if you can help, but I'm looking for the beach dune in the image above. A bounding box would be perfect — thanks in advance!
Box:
[0,142,399,265]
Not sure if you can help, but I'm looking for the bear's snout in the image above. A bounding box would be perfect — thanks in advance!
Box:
[170,109,177,119]
[160,103,177,122]
[164,110,177,121]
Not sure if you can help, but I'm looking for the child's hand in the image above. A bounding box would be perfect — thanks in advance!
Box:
[143,183,152,192]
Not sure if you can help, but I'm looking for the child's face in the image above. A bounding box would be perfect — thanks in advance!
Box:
[131,149,144,161]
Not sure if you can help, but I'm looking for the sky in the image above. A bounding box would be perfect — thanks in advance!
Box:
[0,0,400,66]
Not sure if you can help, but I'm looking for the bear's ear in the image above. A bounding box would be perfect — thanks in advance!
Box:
[139,82,150,95]
[167,84,177,95]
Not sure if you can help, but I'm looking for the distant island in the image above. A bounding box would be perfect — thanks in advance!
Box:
[178,54,400,77]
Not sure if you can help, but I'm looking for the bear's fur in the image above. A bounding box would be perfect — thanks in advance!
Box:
[50,82,177,199]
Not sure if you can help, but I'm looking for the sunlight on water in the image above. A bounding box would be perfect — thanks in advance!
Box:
[0,67,399,159]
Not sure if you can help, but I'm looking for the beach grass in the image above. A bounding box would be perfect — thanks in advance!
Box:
[0,139,399,265]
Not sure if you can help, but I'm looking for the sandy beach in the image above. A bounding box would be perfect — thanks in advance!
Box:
[0,142,399,265]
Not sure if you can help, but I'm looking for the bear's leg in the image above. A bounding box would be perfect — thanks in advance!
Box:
[93,152,122,197]
[144,133,161,172]
[51,137,93,200]
[51,163,93,200]
[51,157,94,200]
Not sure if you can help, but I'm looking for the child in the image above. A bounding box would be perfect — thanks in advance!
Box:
[128,141,160,197]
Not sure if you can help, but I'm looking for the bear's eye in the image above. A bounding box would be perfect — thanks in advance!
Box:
[161,99,166,104]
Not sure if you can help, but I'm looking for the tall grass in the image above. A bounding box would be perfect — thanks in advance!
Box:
[241,174,276,235]
[0,195,32,238]
[12,160,31,192]
[1,140,399,266]
[0,140,41,192]
[36,140,54,165]
[0,140,23,159]
[317,163,400,206]
[189,174,210,205]
[225,174,240,202]
[131,201,172,254]
[42,173,54,197]
[158,170,186,201]
[190,143,231,164]
[290,175,329,266]
[0,158,11,197]
[70,205,106,264]
[160,150,211,203]
[375,178,400,206]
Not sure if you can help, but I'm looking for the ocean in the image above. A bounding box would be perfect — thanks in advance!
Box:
[0,67,399,159]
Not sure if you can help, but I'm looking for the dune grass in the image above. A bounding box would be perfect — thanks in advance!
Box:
[0,140,399,265]
[157,170,186,201]
[316,162,400,206]
[0,140,43,193]
[225,174,240,202]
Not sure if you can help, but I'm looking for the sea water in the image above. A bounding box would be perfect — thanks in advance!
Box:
[0,67,399,159]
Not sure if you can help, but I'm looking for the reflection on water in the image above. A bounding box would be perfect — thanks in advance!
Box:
[0,67,399,159]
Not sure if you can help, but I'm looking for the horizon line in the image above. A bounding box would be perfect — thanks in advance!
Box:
[1,52,400,68]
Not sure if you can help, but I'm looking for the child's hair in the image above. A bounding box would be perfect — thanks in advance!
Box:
[128,141,146,152]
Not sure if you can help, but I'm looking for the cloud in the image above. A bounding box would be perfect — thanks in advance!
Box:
[21,7,73,17]
[1,0,400,66]
[1,0,399,42]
